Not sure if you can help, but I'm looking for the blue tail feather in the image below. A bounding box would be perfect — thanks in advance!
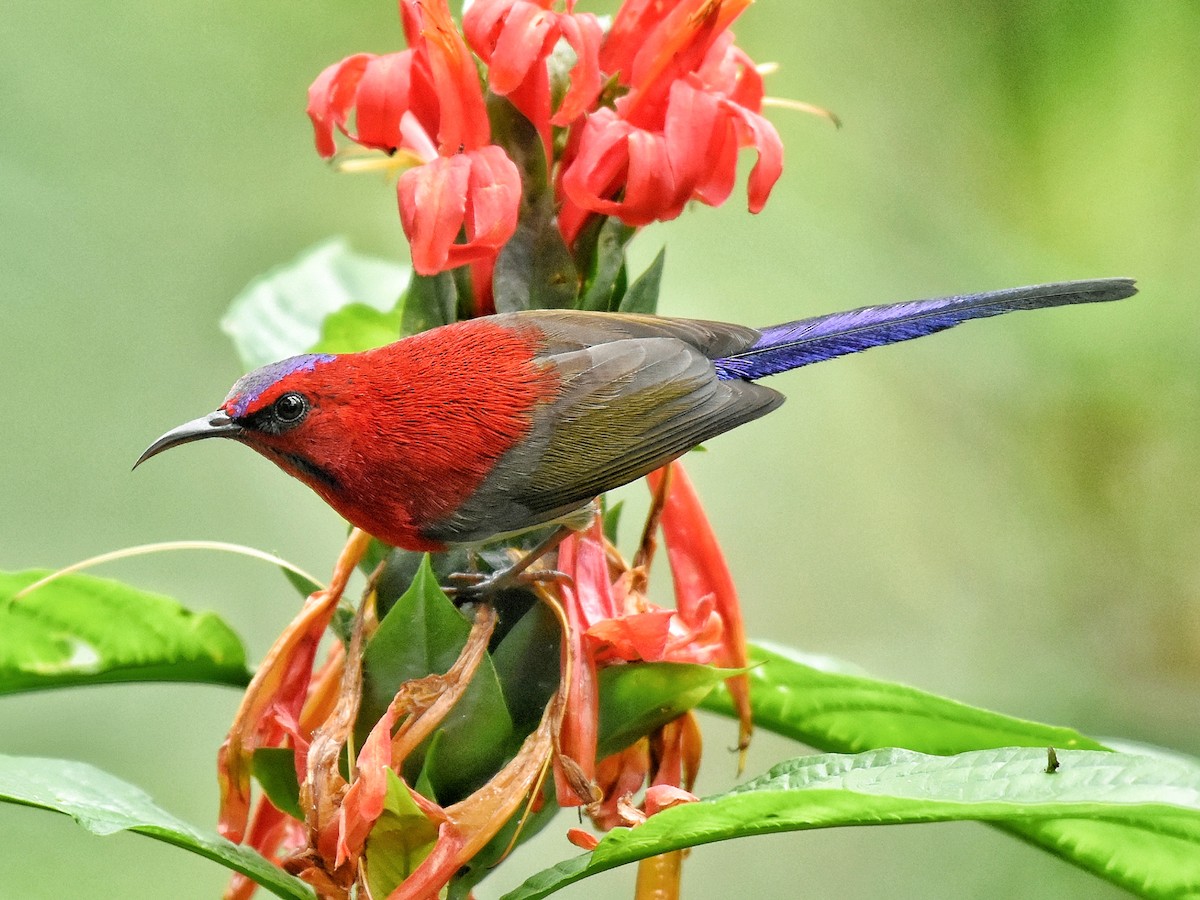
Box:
[713,278,1136,382]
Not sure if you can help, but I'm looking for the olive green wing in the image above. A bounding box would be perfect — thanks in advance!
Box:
[498,308,763,361]
[421,330,782,544]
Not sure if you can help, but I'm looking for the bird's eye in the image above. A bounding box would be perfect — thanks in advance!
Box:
[273,392,308,425]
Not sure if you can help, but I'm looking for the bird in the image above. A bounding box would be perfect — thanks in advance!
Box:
[136,278,1135,586]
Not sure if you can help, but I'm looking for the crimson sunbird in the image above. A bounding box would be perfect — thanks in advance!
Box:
[137,279,1135,585]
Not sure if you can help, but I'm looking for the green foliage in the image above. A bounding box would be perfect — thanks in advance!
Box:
[251,748,304,821]
[577,216,636,312]
[400,270,460,336]
[0,754,314,900]
[311,302,405,355]
[221,239,410,368]
[698,641,1200,897]
[489,96,577,313]
[357,556,516,803]
[0,570,250,694]
[701,642,1108,754]
[490,600,562,733]
[618,247,665,315]
[363,769,441,898]
[503,747,1200,900]
[597,662,733,758]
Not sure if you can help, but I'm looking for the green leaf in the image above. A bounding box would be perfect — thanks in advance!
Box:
[364,769,441,899]
[701,642,1200,897]
[221,238,410,369]
[491,601,561,733]
[600,498,623,545]
[0,754,314,900]
[617,248,665,314]
[251,748,303,821]
[420,653,515,801]
[401,271,459,336]
[311,301,404,354]
[0,570,250,695]
[493,198,578,312]
[357,557,515,803]
[281,567,323,599]
[578,216,634,312]
[597,662,731,759]
[701,641,1108,755]
[358,557,473,735]
[502,747,1200,900]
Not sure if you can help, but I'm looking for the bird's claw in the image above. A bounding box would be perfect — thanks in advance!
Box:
[443,567,573,600]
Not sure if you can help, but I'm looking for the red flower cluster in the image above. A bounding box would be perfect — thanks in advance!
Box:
[551,462,752,837]
[307,0,783,286]
[218,462,750,899]
[307,0,522,289]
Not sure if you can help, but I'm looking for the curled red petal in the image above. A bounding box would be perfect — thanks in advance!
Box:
[585,609,675,663]
[306,54,373,158]
[352,52,419,152]
[566,827,600,850]
[398,147,520,276]
[446,145,522,266]
[559,111,635,218]
[618,0,753,128]
[622,128,683,225]
[549,12,605,127]
[664,78,736,208]
[462,0,514,55]
[553,528,602,805]
[487,2,556,95]
[398,155,471,274]
[724,100,783,213]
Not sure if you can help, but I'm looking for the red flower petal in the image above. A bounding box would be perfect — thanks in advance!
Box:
[549,11,605,127]
[398,154,471,274]
[306,54,373,158]
[403,0,491,152]
[585,608,675,662]
[645,784,699,816]
[648,463,753,753]
[566,827,600,850]
[352,52,421,152]
[486,2,556,96]
[398,146,520,276]
[722,100,783,213]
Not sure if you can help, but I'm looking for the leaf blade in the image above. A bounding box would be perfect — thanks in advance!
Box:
[502,747,1200,900]
[0,754,314,900]
[221,238,410,368]
[0,570,250,695]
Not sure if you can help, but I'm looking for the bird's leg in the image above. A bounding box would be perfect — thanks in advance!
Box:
[447,525,576,599]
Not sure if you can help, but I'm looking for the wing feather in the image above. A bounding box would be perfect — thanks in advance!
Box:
[422,334,781,543]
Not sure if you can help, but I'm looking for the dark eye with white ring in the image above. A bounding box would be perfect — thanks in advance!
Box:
[273,392,308,425]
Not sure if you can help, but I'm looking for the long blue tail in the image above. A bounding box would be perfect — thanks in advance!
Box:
[713,278,1136,381]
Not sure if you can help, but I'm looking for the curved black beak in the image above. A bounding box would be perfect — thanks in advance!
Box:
[133,411,244,469]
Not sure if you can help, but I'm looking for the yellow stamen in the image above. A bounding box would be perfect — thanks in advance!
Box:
[762,95,842,128]
[332,148,427,176]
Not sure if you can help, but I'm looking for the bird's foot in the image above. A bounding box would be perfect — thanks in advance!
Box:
[445,566,572,601]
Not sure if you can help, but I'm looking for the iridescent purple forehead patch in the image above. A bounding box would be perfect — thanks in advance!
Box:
[224,353,336,418]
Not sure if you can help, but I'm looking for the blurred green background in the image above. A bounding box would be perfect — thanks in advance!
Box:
[3,1,1197,897]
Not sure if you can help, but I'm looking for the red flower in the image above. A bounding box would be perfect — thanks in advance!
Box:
[558,0,782,243]
[464,0,604,145]
[306,0,520,292]
[550,460,752,813]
